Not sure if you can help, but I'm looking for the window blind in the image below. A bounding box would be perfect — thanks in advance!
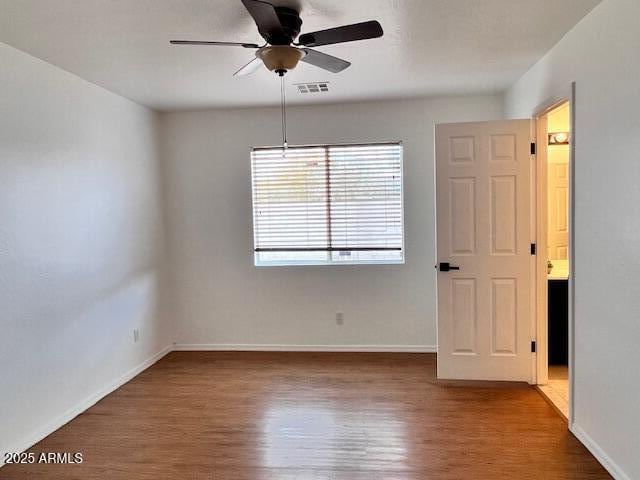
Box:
[251,142,404,265]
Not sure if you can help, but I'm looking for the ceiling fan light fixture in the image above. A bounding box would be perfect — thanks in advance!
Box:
[548,132,570,145]
[256,46,306,73]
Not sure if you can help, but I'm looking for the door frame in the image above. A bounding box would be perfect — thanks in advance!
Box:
[533,82,576,426]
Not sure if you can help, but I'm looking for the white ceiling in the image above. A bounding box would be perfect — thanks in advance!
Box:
[0,0,600,111]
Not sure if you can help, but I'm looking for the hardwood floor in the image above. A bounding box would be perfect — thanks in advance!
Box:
[1,352,610,479]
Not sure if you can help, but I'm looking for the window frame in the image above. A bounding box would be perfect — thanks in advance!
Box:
[251,141,405,267]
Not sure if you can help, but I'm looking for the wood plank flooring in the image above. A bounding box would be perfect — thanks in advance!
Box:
[1,352,610,479]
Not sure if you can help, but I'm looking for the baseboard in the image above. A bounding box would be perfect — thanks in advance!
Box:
[172,343,437,353]
[570,423,631,480]
[1,344,173,467]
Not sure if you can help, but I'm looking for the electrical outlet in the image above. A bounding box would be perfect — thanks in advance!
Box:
[335,312,344,325]
[133,329,140,343]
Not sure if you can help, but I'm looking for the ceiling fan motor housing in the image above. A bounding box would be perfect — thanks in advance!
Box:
[265,7,302,45]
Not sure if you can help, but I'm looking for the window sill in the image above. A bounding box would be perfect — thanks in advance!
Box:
[254,259,405,267]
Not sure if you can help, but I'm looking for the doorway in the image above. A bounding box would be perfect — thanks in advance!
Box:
[534,101,572,419]
[434,94,576,418]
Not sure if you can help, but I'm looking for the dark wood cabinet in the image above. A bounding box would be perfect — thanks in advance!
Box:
[548,279,568,365]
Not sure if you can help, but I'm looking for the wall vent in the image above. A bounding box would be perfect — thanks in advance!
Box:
[295,82,329,94]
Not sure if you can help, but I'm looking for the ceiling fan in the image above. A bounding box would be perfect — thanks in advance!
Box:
[170,0,384,77]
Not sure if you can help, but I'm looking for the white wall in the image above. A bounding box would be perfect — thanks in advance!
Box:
[161,96,502,350]
[504,1,640,478]
[0,43,171,456]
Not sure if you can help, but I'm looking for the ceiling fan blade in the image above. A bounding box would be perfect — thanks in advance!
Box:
[170,40,260,48]
[234,57,263,76]
[298,21,383,47]
[241,0,283,42]
[300,48,351,73]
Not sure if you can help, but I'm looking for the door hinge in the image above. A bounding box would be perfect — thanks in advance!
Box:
[531,340,537,353]
[530,243,536,255]
[530,142,536,155]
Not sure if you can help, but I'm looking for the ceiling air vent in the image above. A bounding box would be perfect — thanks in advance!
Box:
[295,82,330,94]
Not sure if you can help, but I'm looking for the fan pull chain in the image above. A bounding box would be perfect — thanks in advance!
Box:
[280,74,288,149]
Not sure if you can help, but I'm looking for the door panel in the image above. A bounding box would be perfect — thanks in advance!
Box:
[548,162,569,259]
[436,120,532,381]
[491,278,518,355]
[451,278,477,353]
[490,175,517,254]
[450,178,476,254]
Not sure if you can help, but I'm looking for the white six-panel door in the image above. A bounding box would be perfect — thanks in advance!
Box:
[435,120,533,381]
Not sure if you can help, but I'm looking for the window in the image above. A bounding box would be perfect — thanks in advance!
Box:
[251,142,404,266]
